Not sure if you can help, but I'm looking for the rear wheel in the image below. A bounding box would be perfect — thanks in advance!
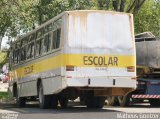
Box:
[106,96,119,106]
[16,87,26,107]
[80,91,87,105]
[38,82,51,109]
[51,95,58,109]
[58,96,68,108]
[85,91,105,108]
[80,96,86,105]
[118,94,131,107]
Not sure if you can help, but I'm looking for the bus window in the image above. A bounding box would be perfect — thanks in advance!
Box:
[47,33,52,51]
[36,28,44,38]
[14,49,20,64]
[11,50,13,64]
[44,33,52,53]
[21,36,28,47]
[13,42,21,64]
[30,42,35,58]
[27,42,34,59]
[13,50,16,64]
[52,23,57,31]
[10,50,13,65]
[15,41,21,49]
[52,19,61,49]
[52,28,61,49]
[36,39,42,56]
[52,30,57,49]
[55,19,62,28]
[45,23,52,33]
[21,46,26,61]
[42,38,46,54]
[29,33,35,42]
[56,28,61,48]
[18,49,20,63]
[11,44,15,64]
[27,44,31,59]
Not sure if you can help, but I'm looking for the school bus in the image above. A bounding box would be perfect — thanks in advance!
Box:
[9,10,136,108]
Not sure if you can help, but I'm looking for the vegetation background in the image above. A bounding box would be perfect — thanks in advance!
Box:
[0,0,159,66]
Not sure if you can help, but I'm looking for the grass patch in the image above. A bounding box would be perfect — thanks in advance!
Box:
[0,92,9,99]
[0,92,15,103]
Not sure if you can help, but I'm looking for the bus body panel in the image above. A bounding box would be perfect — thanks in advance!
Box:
[64,11,136,89]
[9,10,136,98]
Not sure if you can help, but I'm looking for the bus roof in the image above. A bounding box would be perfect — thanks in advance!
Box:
[66,10,132,15]
[13,10,132,44]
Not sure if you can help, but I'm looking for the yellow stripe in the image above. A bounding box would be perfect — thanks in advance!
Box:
[10,54,136,79]
[65,54,135,67]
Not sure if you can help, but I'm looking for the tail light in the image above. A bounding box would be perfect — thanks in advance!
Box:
[131,77,137,80]
[66,76,72,78]
[127,66,135,72]
[66,65,74,71]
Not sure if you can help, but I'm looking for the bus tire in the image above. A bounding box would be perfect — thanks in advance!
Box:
[95,97,106,108]
[80,96,86,105]
[106,96,119,106]
[16,88,26,107]
[86,91,105,108]
[51,95,58,109]
[38,82,50,109]
[58,96,68,108]
[118,94,131,107]
[85,91,94,108]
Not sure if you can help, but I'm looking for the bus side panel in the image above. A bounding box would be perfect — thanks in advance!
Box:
[42,68,67,95]
[17,68,65,97]
[18,80,37,97]
[18,67,66,96]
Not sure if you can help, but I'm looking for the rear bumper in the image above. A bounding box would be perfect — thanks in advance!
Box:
[66,77,136,89]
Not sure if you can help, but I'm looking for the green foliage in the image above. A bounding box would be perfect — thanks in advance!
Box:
[0,0,159,46]
[33,0,96,24]
[0,92,9,99]
[8,1,37,36]
[134,0,160,36]
[0,0,13,37]
[0,52,7,68]
[0,0,96,37]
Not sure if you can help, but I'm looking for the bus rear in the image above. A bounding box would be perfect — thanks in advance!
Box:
[63,11,136,96]
[8,10,136,109]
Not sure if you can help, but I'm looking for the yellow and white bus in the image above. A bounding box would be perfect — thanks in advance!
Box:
[9,10,136,108]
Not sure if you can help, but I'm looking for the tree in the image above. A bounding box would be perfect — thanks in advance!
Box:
[134,0,160,36]
[34,0,95,25]
[0,0,13,50]
[17,0,146,26]
[0,0,159,50]
[0,0,36,50]
[0,51,7,68]
[95,0,159,36]
[96,0,146,14]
